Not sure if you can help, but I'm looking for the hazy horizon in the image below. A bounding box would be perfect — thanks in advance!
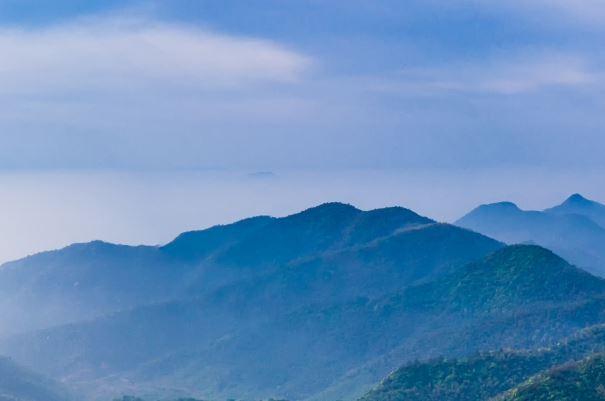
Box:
[1,1,604,265]
[0,166,603,264]
[1,3,605,400]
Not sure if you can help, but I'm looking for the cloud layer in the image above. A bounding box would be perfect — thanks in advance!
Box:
[393,53,598,95]
[0,17,311,96]
[0,4,603,172]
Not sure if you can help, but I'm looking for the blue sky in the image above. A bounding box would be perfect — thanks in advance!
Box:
[0,1,604,262]
[0,0,603,171]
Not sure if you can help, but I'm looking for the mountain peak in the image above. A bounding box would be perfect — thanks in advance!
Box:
[407,244,605,312]
[544,193,605,229]
[485,201,521,211]
[468,201,522,214]
[286,202,361,221]
[456,201,521,227]
[464,244,605,301]
[552,193,603,210]
[565,193,592,205]
[300,202,360,214]
[483,244,565,268]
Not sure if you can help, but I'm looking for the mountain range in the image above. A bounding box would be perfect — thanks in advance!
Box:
[0,203,499,337]
[546,193,605,227]
[457,194,605,276]
[0,198,603,400]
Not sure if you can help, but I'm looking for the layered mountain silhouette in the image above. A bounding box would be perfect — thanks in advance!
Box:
[3,245,605,401]
[456,194,605,275]
[546,193,605,228]
[0,203,504,400]
[0,203,500,337]
[1,202,605,401]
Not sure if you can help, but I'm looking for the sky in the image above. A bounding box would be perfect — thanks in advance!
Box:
[0,0,604,262]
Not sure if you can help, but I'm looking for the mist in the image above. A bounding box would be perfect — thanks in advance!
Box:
[0,167,601,264]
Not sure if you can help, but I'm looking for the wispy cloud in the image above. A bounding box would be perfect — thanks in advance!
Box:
[527,0,605,24]
[472,0,605,26]
[386,53,598,95]
[0,17,312,96]
[0,7,603,174]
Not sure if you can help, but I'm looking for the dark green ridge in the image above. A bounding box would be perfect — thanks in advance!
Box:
[495,353,605,401]
[359,324,605,401]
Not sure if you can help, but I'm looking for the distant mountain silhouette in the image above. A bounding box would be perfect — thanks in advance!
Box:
[545,193,605,228]
[0,203,499,338]
[456,195,605,275]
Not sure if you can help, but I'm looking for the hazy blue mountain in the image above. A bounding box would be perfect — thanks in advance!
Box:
[456,197,605,275]
[0,355,71,401]
[545,193,605,228]
[4,246,605,401]
[196,203,435,268]
[3,203,603,401]
[0,242,178,337]
[0,203,498,337]
[161,215,275,261]
[208,222,503,313]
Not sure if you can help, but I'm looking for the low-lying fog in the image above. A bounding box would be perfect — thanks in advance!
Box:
[0,167,603,264]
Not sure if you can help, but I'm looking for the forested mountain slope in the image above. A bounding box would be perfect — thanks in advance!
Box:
[0,203,499,337]
[4,246,605,401]
[359,324,605,401]
[496,354,605,401]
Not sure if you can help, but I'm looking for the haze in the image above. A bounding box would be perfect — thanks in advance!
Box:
[0,0,604,261]
[0,168,602,264]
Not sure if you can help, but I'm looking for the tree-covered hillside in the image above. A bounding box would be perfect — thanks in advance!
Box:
[496,354,605,401]
[4,245,605,401]
[2,203,605,401]
[399,244,605,312]
[0,203,499,337]
[359,324,605,401]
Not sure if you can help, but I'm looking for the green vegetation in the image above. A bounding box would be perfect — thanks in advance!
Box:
[6,244,605,401]
[360,324,605,401]
[400,244,605,312]
[0,204,504,401]
[2,202,605,401]
[360,352,545,401]
[112,398,287,401]
[498,354,605,401]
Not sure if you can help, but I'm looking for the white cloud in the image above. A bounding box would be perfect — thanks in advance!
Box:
[0,17,312,96]
[526,0,605,23]
[390,53,598,95]
[470,0,605,26]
